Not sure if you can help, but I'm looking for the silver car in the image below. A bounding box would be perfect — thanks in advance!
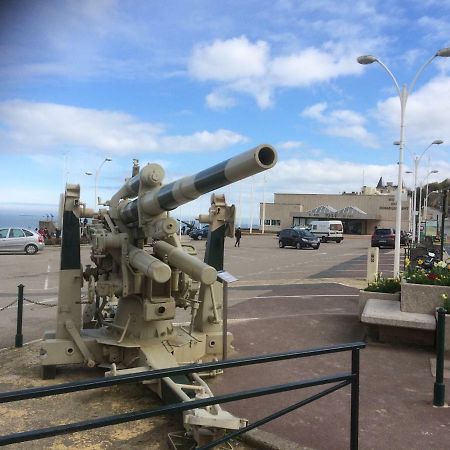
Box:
[0,227,45,254]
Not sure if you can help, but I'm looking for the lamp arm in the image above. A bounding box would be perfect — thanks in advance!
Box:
[376,59,402,99]
[409,54,437,95]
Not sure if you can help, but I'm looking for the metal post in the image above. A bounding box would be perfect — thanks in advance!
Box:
[350,348,360,450]
[433,308,446,407]
[222,281,228,361]
[440,190,447,261]
[15,284,24,348]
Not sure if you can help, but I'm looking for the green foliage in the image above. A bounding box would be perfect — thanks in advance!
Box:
[404,260,450,286]
[364,273,401,293]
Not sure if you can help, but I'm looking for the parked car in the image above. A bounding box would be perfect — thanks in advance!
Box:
[0,227,45,254]
[278,228,320,250]
[189,225,209,240]
[371,228,411,248]
[371,228,395,248]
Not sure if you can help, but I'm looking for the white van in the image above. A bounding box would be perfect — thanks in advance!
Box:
[309,220,343,243]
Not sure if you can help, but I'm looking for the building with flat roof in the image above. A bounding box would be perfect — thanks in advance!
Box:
[261,180,410,234]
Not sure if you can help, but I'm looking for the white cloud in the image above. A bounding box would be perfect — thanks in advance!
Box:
[270,48,361,87]
[188,36,364,109]
[0,100,247,155]
[188,36,269,82]
[300,102,379,148]
[375,76,450,147]
[278,141,303,150]
[205,90,237,110]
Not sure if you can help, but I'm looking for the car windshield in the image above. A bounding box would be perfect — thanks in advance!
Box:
[300,230,315,238]
[375,229,393,235]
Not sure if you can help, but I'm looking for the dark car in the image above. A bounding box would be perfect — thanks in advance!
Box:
[371,228,411,248]
[371,228,395,248]
[278,228,320,250]
[189,225,209,240]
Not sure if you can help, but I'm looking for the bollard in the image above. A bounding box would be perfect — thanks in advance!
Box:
[366,247,379,283]
[433,307,446,407]
[15,284,24,348]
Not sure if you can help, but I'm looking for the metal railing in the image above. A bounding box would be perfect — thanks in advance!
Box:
[0,341,365,449]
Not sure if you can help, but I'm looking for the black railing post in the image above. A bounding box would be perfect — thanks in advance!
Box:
[350,348,360,450]
[433,308,446,407]
[15,284,24,348]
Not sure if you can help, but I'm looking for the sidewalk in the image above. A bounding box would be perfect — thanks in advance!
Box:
[207,282,449,450]
[1,282,448,449]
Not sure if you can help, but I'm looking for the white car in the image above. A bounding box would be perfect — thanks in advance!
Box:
[0,227,45,254]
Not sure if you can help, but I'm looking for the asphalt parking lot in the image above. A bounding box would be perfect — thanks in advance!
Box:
[3,234,446,450]
[0,234,395,348]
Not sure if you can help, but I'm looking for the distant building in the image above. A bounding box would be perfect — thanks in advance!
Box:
[261,180,410,235]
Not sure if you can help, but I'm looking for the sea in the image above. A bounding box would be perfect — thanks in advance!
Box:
[0,209,58,230]
[0,209,261,232]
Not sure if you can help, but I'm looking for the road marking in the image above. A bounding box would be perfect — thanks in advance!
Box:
[44,263,51,290]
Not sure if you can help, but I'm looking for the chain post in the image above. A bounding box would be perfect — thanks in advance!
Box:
[350,348,360,450]
[15,284,24,348]
[433,307,446,407]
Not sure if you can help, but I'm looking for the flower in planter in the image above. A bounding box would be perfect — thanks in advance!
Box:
[404,259,450,286]
[364,273,401,293]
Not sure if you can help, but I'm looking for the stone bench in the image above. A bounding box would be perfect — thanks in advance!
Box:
[361,299,436,346]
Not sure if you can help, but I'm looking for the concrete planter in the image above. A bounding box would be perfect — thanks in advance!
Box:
[359,290,400,318]
[401,282,450,314]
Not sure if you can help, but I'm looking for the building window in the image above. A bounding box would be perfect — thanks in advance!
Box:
[271,219,280,226]
[264,219,271,225]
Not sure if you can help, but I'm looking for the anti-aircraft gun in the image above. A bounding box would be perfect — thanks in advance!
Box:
[40,144,277,446]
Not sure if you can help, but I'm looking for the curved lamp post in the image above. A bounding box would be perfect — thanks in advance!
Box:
[418,170,439,242]
[357,47,450,277]
[398,140,443,243]
[94,158,112,208]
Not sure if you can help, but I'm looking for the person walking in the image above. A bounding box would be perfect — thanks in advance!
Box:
[234,227,242,247]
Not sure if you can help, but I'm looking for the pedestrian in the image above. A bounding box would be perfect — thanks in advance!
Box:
[234,227,242,247]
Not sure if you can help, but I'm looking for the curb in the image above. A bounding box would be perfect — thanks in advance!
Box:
[240,428,313,450]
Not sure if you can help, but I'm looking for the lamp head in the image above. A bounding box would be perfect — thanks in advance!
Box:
[432,139,443,145]
[393,141,400,146]
[436,47,450,58]
[431,170,439,174]
[357,55,378,65]
[85,171,93,176]
[105,157,112,162]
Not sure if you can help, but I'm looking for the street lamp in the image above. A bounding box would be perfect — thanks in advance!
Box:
[399,140,443,243]
[94,158,112,208]
[417,170,439,242]
[357,47,450,277]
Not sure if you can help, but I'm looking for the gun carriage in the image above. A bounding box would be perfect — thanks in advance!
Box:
[40,144,277,446]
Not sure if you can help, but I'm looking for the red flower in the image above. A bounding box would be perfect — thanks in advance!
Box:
[427,273,438,280]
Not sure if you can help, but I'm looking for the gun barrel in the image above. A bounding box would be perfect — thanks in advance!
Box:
[153,241,217,285]
[128,246,172,283]
[119,144,277,224]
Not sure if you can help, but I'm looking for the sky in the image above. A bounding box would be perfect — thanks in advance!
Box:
[1,0,450,226]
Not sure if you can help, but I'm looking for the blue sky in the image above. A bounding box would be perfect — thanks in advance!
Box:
[1,0,450,224]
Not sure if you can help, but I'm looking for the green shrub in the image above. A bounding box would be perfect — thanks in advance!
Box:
[364,273,401,293]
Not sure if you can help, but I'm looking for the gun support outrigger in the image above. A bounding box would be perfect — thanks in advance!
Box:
[40,144,277,447]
